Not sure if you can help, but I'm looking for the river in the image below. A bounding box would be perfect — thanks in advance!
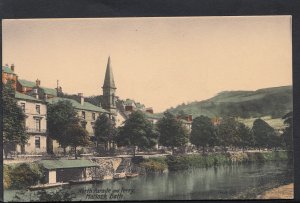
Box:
[5,161,293,201]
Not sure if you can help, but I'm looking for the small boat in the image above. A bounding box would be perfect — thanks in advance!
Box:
[114,173,126,180]
[29,182,68,190]
[126,173,139,178]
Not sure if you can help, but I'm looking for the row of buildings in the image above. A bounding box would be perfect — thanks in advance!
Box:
[3,57,193,155]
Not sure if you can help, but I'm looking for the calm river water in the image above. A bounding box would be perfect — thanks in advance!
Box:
[5,161,293,201]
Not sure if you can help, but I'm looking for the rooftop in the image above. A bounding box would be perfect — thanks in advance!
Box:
[40,159,98,170]
[47,97,108,113]
[2,66,16,75]
[18,79,57,96]
[15,91,43,103]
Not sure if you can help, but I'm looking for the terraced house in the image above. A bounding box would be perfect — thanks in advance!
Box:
[46,95,109,153]
[15,92,48,154]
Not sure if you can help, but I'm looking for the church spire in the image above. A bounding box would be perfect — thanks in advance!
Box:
[102,56,117,115]
[103,56,116,89]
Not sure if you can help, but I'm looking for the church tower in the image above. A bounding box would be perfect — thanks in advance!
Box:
[102,56,117,115]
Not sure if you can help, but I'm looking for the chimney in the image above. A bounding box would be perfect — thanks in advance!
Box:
[36,79,41,87]
[10,64,15,72]
[78,93,84,105]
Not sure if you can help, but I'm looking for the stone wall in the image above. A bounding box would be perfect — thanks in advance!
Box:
[89,157,122,180]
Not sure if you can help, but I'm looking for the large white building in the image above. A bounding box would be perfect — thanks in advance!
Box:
[15,92,47,154]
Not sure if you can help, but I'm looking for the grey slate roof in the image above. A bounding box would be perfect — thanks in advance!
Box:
[47,97,108,113]
[15,91,43,103]
[40,159,98,170]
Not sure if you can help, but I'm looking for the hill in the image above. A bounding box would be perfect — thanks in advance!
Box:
[163,86,292,119]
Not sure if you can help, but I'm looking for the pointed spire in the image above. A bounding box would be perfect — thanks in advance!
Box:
[103,56,116,89]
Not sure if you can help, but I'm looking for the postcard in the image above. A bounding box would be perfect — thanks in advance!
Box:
[2,16,293,201]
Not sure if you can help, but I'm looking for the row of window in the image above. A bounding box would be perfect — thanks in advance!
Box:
[20,103,41,114]
[81,111,97,121]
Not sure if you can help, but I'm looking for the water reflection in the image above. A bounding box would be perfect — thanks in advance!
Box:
[5,161,293,201]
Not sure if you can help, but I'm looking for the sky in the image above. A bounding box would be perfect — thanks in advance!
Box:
[2,16,292,112]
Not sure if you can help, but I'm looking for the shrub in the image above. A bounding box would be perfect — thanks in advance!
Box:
[3,164,12,189]
[139,157,168,173]
[9,163,45,189]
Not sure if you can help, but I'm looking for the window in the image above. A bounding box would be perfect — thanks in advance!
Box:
[35,136,40,149]
[21,103,25,112]
[36,105,40,114]
[81,121,87,129]
[82,111,86,119]
[92,113,96,120]
[35,119,41,132]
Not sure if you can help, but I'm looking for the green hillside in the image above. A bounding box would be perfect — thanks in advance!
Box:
[164,86,292,119]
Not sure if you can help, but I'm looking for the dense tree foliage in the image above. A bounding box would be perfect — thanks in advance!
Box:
[215,117,240,151]
[94,114,117,151]
[252,118,277,150]
[47,100,79,154]
[282,111,293,151]
[236,123,254,152]
[117,111,158,156]
[190,116,216,153]
[66,124,90,159]
[2,81,28,158]
[157,111,189,154]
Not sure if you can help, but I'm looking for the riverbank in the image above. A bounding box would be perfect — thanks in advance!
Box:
[3,151,290,190]
[144,151,290,171]
[257,183,294,199]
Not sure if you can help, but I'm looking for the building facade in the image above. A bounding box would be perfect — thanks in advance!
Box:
[46,96,109,153]
[15,92,47,154]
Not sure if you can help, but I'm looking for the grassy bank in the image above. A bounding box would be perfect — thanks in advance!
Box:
[3,162,45,189]
[139,151,290,172]
[138,157,168,173]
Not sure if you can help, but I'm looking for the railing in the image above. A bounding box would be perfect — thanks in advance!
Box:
[26,128,46,133]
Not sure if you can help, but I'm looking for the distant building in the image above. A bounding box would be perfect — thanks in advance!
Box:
[176,114,193,131]
[2,64,18,89]
[15,92,47,154]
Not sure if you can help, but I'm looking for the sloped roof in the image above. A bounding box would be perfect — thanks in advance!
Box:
[15,91,43,102]
[18,79,57,96]
[40,159,98,170]
[124,99,135,106]
[18,79,36,88]
[42,87,57,96]
[144,112,162,120]
[47,97,108,113]
[2,66,16,74]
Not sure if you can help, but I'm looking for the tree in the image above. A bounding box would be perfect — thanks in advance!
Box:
[252,118,276,150]
[216,117,239,152]
[47,100,79,155]
[66,124,90,159]
[237,122,254,152]
[117,111,158,156]
[282,111,293,151]
[94,114,117,152]
[2,81,28,158]
[157,111,189,154]
[190,116,216,154]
